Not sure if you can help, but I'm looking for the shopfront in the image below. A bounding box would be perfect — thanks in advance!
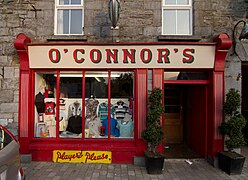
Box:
[14,33,232,164]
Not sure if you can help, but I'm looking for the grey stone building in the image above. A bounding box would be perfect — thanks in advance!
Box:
[0,0,248,164]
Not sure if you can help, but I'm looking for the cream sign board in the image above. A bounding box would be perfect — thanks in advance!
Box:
[28,45,215,69]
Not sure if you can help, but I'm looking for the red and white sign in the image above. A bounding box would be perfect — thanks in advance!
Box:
[28,44,215,69]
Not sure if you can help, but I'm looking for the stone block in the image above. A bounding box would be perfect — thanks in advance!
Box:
[0,102,18,113]
[0,90,14,102]
[3,66,15,78]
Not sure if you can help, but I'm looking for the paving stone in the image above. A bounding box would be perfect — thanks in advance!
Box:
[21,147,248,180]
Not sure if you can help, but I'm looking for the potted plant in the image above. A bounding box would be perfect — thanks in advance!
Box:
[218,88,247,175]
[142,87,164,174]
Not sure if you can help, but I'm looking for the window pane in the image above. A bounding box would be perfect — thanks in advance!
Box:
[70,10,82,34]
[34,72,57,138]
[164,71,209,80]
[163,10,176,34]
[110,72,134,139]
[59,0,81,5]
[177,0,189,5]
[177,10,190,34]
[59,0,69,5]
[164,0,189,5]
[59,72,82,138]
[165,0,176,5]
[57,10,69,34]
[85,71,108,139]
[71,0,81,5]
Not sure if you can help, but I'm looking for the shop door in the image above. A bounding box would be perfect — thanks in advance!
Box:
[164,85,183,144]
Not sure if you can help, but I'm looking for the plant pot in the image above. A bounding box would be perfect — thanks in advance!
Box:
[145,153,165,174]
[218,151,246,175]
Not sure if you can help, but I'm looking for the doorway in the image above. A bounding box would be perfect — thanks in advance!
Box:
[163,84,207,159]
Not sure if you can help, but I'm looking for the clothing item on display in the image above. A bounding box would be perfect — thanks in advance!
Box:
[98,102,115,121]
[45,101,55,115]
[117,120,134,138]
[128,97,133,115]
[88,118,101,137]
[35,92,45,113]
[85,98,99,121]
[114,100,128,120]
[102,117,120,137]
[66,115,82,134]
[68,101,82,118]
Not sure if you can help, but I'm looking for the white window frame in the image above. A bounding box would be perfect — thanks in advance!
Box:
[162,0,192,35]
[54,0,84,35]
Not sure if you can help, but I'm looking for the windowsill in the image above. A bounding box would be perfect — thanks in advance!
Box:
[157,35,202,42]
[47,35,87,42]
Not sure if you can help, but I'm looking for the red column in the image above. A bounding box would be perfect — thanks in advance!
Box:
[209,33,232,164]
[135,69,147,155]
[14,33,31,154]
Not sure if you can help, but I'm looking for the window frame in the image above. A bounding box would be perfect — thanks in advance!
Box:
[162,0,193,36]
[54,0,84,35]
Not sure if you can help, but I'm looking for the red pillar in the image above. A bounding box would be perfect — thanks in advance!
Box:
[14,33,31,154]
[208,33,232,164]
[135,69,147,156]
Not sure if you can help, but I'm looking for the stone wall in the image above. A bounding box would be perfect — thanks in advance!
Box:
[0,0,248,134]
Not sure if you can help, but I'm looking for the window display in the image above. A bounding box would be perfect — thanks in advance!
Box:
[34,72,57,138]
[34,71,134,139]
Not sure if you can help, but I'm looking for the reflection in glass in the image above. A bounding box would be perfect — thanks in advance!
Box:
[85,71,108,139]
[34,72,57,138]
[59,72,82,138]
[164,71,209,80]
[110,72,134,139]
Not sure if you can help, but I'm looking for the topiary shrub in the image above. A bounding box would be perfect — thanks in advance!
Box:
[219,88,247,151]
[142,87,164,157]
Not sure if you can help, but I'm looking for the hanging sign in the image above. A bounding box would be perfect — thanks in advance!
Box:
[53,150,112,163]
[28,44,216,69]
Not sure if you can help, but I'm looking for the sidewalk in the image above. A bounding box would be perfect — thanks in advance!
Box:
[21,147,248,180]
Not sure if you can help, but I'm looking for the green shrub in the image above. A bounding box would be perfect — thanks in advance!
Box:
[142,88,164,156]
[219,88,247,150]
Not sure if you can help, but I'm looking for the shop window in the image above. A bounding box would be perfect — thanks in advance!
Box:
[59,71,82,138]
[164,71,209,80]
[162,0,192,35]
[34,71,134,139]
[54,0,84,35]
[110,72,134,139]
[85,71,108,139]
[34,72,57,138]
[85,71,134,139]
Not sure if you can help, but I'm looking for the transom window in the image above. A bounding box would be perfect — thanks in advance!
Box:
[54,0,84,35]
[162,0,192,35]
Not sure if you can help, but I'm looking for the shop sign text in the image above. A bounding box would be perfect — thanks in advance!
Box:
[53,150,112,164]
[28,45,215,68]
[48,48,195,65]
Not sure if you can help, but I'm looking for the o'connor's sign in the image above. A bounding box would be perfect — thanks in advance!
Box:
[28,44,216,69]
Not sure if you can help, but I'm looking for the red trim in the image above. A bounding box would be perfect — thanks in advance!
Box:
[14,33,232,163]
[28,42,216,46]
[56,71,60,139]
[82,71,85,139]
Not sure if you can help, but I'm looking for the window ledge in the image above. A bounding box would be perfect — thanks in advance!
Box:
[47,35,87,42]
[157,35,202,42]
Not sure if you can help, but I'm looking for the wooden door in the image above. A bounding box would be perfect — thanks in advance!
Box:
[164,86,183,144]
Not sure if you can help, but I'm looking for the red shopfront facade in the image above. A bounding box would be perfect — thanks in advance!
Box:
[14,33,232,164]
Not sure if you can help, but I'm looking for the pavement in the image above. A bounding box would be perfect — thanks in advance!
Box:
[21,147,248,180]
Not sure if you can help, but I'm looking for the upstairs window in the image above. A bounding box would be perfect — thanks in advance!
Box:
[55,0,84,35]
[162,0,192,35]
